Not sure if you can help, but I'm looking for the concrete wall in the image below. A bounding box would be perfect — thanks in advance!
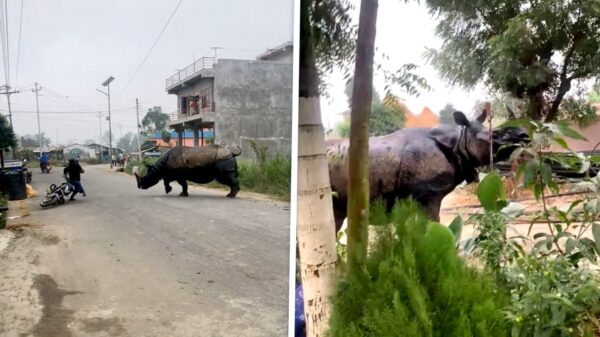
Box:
[213,59,292,159]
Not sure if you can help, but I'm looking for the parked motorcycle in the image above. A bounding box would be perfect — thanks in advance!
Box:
[40,179,74,208]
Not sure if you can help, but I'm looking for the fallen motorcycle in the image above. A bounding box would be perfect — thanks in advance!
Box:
[40,179,74,208]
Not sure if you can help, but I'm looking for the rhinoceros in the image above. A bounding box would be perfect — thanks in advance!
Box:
[326,110,527,231]
[134,145,241,197]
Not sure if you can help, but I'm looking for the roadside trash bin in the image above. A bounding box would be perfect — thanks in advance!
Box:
[0,169,27,200]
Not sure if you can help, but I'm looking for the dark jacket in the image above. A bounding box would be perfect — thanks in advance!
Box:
[64,161,84,181]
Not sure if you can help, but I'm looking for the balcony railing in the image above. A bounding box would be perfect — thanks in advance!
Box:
[166,57,215,89]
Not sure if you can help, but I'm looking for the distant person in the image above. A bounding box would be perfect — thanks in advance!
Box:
[40,153,49,173]
[118,153,124,166]
[64,158,86,200]
[111,154,116,166]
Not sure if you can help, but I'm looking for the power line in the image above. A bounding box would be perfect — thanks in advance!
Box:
[0,0,9,86]
[118,0,183,97]
[14,0,23,86]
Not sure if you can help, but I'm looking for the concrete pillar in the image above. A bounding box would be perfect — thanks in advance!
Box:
[178,127,184,146]
[193,124,200,147]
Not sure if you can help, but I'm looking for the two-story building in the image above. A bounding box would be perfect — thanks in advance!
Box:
[165,41,293,158]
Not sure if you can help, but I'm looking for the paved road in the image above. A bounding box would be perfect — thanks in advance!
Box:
[19,164,290,337]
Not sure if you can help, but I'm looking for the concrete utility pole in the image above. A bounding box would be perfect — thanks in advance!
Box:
[97,112,103,162]
[97,76,114,168]
[0,84,20,158]
[0,85,19,128]
[136,98,141,161]
[32,83,43,156]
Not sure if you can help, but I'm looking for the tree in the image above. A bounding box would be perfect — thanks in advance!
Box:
[19,133,51,148]
[141,106,169,136]
[347,0,378,270]
[344,83,406,136]
[297,0,356,335]
[438,103,455,125]
[0,115,16,164]
[589,81,600,104]
[161,130,172,145]
[425,0,600,122]
[370,94,405,136]
[116,132,137,152]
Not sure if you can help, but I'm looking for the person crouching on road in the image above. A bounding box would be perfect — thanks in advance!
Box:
[64,158,86,201]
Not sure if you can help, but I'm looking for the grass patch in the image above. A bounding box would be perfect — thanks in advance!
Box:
[237,153,291,201]
[125,158,158,176]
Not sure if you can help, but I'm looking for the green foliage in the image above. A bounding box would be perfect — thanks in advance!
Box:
[328,200,510,337]
[336,119,350,138]
[369,96,405,136]
[504,256,600,337]
[161,130,172,144]
[589,82,600,104]
[237,142,291,201]
[141,106,169,136]
[0,116,16,150]
[339,86,406,137]
[425,0,600,121]
[124,158,157,177]
[471,121,600,336]
[116,132,140,153]
[19,133,51,148]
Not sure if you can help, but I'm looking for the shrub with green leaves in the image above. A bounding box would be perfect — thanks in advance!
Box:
[328,200,510,337]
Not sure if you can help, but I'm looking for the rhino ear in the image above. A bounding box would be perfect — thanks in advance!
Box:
[453,111,471,127]
[474,109,487,123]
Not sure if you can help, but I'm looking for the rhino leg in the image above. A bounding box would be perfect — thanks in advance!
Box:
[332,196,347,233]
[421,196,443,222]
[164,180,173,194]
[178,179,189,197]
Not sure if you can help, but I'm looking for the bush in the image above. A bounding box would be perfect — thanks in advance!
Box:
[237,152,291,201]
[125,158,157,176]
[328,200,510,337]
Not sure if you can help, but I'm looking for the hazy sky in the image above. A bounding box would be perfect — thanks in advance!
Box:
[321,1,489,129]
[1,0,293,145]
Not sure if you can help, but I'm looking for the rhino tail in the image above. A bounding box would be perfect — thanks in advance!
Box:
[230,146,242,157]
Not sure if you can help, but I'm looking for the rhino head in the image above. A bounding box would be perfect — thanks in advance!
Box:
[451,109,529,165]
[134,162,162,190]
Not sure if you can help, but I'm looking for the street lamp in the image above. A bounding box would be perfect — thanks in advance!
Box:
[96,76,114,168]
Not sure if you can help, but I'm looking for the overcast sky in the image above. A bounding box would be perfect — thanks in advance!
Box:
[1,0,293,145]
[321,1,490,129]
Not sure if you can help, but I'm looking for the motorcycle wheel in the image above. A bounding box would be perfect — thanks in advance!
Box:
[58,197,65,205]
[40,195,58,208]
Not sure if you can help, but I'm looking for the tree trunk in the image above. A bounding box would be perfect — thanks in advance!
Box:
[297,1,338,336]
[527,91,545,121]
[544,78,572,122]
[347,0,379,270]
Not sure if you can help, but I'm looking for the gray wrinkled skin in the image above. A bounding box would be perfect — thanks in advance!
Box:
[327,111,525,231]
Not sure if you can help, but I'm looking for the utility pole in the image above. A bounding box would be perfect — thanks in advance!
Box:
[210,47,223,62]
[97,112,103,162]
[136,98,141,161]
[0,85,19,128]
[0,85,20,158]
[97,76,114,168]
[32,83,42,157]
